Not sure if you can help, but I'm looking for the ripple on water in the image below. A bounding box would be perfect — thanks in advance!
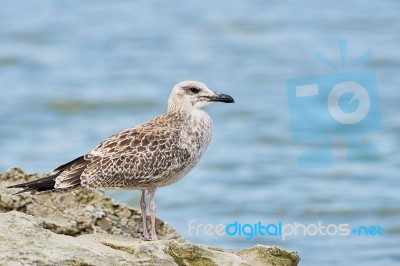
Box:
[0,56,22,67]
[47,99,160,114]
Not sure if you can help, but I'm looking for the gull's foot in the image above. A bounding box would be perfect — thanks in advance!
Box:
[142,232,151,241]
[141,234,157,241]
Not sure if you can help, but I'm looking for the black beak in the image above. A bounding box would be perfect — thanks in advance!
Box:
[206,93,235,103]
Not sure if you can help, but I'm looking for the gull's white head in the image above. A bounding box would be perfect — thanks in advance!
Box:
[168,80,234,114]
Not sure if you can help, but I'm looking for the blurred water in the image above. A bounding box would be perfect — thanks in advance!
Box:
[1,1,399,265]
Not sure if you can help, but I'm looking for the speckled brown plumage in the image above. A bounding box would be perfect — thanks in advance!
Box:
[54,112,210,190]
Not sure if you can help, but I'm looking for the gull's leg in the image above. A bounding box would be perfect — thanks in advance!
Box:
[148,187,158,241]
[140,189,150,241]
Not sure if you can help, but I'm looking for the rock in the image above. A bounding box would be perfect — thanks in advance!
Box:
[0,168,178,239]
[0,168,300,265]
[0,211,135,266]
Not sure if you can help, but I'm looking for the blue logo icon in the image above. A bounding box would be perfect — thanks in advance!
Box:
[287,39,381,168]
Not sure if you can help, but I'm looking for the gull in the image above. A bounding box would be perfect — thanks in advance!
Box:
[8,81,234,241]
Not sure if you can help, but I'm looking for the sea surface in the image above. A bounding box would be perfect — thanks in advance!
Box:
[1,1,399,265]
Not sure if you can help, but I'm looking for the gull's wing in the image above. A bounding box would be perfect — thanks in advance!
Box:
[55,113,191,189]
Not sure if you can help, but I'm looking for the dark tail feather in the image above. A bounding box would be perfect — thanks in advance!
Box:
[7,173,60,194]
[8,155,86,194]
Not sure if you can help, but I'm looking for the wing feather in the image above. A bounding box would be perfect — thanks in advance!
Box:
[80,114,191,189]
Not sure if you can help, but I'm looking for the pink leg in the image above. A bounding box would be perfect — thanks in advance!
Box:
[140,190,150,241]
[148,188,158,240]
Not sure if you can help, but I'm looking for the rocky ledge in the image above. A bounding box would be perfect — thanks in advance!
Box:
[0,168,300,266]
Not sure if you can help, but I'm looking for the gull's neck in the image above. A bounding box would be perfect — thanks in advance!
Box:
[168,106,211,125]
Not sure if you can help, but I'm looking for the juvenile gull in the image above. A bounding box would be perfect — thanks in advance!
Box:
[8,81,234,241]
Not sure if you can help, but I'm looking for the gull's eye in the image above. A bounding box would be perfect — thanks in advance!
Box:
[189,87,200,94]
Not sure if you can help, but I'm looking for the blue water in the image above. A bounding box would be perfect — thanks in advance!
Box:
[1,1,400,265]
